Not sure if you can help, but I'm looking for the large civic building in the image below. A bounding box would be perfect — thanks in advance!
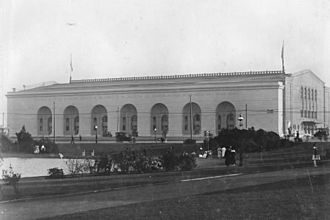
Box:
[6,69,330,141]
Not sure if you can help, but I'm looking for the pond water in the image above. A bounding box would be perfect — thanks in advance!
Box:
[1,158,91,178]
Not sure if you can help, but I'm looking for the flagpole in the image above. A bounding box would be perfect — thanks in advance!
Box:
[69,53,73,83]
[281,41,285,74]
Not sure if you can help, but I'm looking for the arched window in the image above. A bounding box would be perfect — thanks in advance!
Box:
[217,115,221,131]
[102,115,108,136]
[122,117,126,131]
[193,114,201,134]
[227,113,235,129]
[37,106,52,136]
[74,116,79,135]
[66,118,70,131]
[182,102,201,135]
[91,105,108,136]
[184,116,188,131]
[120,104,137,135]
[161,115,168,134]
[47,117,52,135]
[150,103,169,136]
[39,118,43,132]
[216,102,236,132]
[152,116,157,130]
[63,105,79,136]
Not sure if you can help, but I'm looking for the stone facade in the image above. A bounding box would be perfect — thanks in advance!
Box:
[6,70,329,139]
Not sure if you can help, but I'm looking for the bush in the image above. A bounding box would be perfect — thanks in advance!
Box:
[47,168,64,179]
[178,153,196,171]
[162,150,178,171]
[314,130,328,140]
[16,126,34,153]
[0,134,14,152]
[2,165,21,196]
[213,128,294,154]
[161,150,196,171]
[66,158,94,176]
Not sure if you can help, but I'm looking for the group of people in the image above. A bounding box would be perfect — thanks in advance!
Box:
[33,144,46,154]
[217,146,238,166]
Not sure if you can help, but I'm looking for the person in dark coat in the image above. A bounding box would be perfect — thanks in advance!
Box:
[312,144,320,168]
[225,146,231,166]
[230,147,236,166]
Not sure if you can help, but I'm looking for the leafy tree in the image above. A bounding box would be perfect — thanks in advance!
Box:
[16,126,34,153]
[212,128,290,154]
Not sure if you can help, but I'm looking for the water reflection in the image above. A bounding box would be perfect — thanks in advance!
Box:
[1,158,78,178]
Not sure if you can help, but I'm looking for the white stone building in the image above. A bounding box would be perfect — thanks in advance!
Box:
[6,69,330,140]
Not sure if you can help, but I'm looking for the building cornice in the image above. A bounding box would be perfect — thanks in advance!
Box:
[6,70,288,99]
[70,70,285,84]
[7,81,284,98]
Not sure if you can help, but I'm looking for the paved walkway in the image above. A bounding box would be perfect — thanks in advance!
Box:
[1,165,329,220]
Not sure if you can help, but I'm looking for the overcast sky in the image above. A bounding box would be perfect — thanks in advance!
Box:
[1,0,330,126]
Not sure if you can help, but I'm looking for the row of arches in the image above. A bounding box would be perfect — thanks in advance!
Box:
[37,102,237,136]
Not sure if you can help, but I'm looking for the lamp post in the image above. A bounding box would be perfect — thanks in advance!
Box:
[94,125,98,144]
[238,114,244,129]
[154,128,157,143]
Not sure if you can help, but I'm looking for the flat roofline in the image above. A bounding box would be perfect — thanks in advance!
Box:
[71,70,285,84]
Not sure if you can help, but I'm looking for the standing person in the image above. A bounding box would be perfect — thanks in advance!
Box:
[221,146,226,158]
[71,135,74,144]
[238,149,244,167]
[217,146,222,159]
[230,147,236,166]
[224,146,231,166]
[312,144,320,167]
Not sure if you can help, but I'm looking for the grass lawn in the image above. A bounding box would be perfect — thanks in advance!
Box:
[44,173,330,220]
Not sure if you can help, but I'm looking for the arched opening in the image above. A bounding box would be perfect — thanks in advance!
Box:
[182,102,201,135]
[120,104,138,136]
[91,105,108,136]
[150,103,169,137]
[63,105,79,136]
[216,101,236,134]
[37,106,52,136]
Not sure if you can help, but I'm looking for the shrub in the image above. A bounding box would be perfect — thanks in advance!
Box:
[95,155,111,174]
[161,151,196,171]
[16,126,34,153]
[314,130,328,140]
[161,150,178,171]
[178,153,196,171]
[2,165,21,196]
[213,128,294,154]
[66,158,94,176]
[47,168,64,179]
[0,134,14,152]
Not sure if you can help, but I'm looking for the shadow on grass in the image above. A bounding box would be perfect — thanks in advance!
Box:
[43,173,330,220]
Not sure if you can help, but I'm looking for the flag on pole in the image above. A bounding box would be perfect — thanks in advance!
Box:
[70,54,73,72]
[281,41,285,73]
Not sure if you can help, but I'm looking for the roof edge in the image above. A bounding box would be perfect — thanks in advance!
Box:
[71,70,284,84]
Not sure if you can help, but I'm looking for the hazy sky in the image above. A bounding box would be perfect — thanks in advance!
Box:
[1,0,330,126]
